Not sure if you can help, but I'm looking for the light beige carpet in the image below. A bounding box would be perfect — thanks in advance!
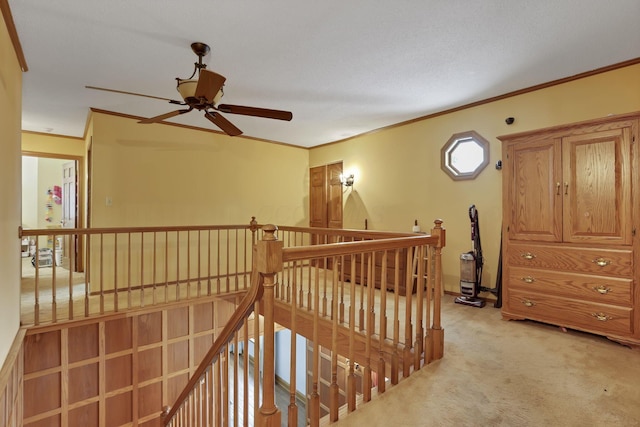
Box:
[334,295,640,426]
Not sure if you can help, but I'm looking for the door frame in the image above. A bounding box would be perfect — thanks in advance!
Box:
[22,150,85,271]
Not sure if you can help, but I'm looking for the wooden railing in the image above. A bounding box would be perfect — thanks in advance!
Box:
[162,220,446,426]
[19,218,261,325]
[18,218,445,425]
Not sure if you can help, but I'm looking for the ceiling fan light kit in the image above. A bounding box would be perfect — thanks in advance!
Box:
[86,42,292,137]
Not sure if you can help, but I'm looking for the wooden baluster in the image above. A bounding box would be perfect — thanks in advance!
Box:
[225,229,230,293]
[207,230,212,296]
[403,248,413,378]
[414,244,425,371]
[363,252,373,403]
[84,233,90,317]
[176,231,180,301]
[127,232,132,309]
[347,252,357,412]
[380,250,388,342]
[162,231,168,304]
[377,352,385,393]
[424,245,433,365]
[330,259,340,421]
[34,238,40,325]
[234,229,239,292]
[232,333,239,426]
[112,233,118,313]
[288,261,299,427]
[253,300,260,424]
[68,232,74,319]
[222,347,229,426]
[140,232,145,307]
[216,229,221,294]
[430,219,445,360]
[358,251,365,330]
[152,232,157,305]
[187,230,191,300]
[391,249,400,385]
[101,233,106,314]
[51,233,57,323]
[197,230,202,298]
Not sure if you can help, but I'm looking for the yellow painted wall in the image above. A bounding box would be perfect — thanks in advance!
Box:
[0,12,23,365]
[22,131,85,157]
[309,63,640,295]
[90,112,309,227]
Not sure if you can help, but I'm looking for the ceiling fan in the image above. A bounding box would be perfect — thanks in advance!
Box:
[86,42,292,137]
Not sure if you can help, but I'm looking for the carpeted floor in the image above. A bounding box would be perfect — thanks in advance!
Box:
[334,295,640,426]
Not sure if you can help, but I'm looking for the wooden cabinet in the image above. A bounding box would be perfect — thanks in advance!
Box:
[500,113,640,346]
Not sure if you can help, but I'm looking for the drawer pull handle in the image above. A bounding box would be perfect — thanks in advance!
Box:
[592,257,611,267]
[521,276,535,284]
[521,299,535,307]
[591,313,612,322]
[593,285,612,295]
[520,252,536,260]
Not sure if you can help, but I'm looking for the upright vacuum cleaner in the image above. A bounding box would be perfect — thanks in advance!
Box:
[455,205,486,307]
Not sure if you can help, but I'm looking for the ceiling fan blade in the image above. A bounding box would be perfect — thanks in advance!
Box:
[194,70,226,103]
[216,104,292,121]
[204,111,242,136]
[85,85,184,105]
[139,108,192,124]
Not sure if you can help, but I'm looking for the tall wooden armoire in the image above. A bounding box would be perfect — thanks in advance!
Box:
[499,112,639,346]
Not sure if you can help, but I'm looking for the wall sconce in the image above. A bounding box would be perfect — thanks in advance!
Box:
[340,173,355,187]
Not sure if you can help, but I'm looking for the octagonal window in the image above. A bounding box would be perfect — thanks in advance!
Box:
[441,131,490,180]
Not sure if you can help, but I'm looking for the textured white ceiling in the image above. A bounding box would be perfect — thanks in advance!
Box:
[9,0,640,147]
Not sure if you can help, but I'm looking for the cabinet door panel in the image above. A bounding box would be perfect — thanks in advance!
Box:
[507,138,562,241]
[562,127,631,244]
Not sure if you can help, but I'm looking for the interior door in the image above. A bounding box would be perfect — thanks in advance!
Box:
[61,161,77,269]
[309,162,343,230]
[309,166,327,229]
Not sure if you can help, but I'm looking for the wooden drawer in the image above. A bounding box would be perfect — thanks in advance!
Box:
[507,243,633,277]
[507,267,632,306]
[507,289,633,336]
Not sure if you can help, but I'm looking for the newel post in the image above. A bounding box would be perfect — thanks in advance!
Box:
[430,219,446,360]
[256,224,283,426]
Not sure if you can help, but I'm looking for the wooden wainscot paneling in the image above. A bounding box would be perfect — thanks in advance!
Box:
[22,295,244,426]
[0,329,26,427]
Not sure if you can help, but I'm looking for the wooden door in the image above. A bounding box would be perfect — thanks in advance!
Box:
[562,127,632,244]
[309,163,343,230]
[506,138,562,242]
[309,166,327,229]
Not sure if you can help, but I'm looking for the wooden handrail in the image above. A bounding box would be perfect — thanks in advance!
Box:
[282,235,437,261]
[19,223,250,238]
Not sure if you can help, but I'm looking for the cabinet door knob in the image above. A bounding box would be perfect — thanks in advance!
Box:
[521,299,535,307]
[592,257,611,267]
[591,312,612,322]
[521,276,535,284]
[520,252,536,260]
[593,285,612,295]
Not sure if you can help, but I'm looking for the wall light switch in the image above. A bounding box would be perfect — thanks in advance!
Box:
[105,196,112,207]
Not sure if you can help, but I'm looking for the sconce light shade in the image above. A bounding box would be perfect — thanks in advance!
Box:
[340,173,355,187]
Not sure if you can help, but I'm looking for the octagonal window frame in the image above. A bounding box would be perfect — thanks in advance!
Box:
[440,130,490,181]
